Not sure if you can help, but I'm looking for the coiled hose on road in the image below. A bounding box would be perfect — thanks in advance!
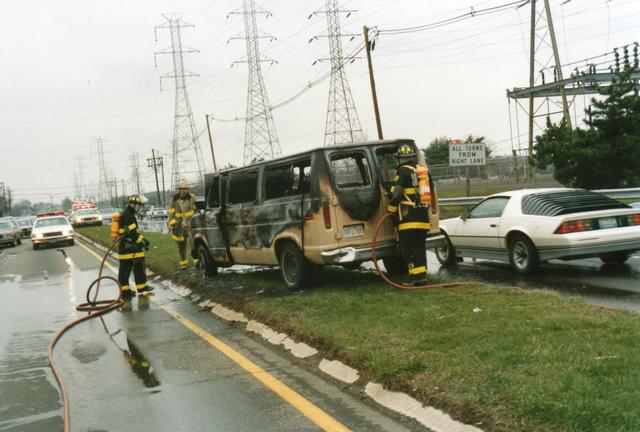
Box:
[48,237,123,432]
[371,212,477,290]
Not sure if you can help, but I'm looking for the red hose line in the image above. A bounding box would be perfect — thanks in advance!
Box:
[371,212,477,290]
[48,237,124,432]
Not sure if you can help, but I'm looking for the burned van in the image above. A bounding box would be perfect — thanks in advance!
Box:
[192,139,444,288]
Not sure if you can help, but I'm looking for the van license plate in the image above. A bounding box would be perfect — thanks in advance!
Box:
[343,224,364,238]
[599,217,618,229]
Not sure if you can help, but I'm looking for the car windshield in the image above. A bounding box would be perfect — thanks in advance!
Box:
[35,217,69,227]
[15,219,32,226]
[76,209,97,215]
[521,190,629,216]
[0,222,12,230]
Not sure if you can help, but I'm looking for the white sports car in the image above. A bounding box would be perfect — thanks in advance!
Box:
[435,188,640,274]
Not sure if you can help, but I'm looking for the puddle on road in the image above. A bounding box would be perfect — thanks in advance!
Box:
[71,339,107,364]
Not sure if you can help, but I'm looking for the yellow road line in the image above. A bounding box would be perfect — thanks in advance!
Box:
[77,240,351,432]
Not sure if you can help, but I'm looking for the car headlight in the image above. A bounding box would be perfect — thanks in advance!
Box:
[62,229,70,236]
[34,232,44,239]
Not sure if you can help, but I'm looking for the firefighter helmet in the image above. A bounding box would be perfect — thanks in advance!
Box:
[127,194,148,205]
[176,179,190,189]
[396,144,416,158]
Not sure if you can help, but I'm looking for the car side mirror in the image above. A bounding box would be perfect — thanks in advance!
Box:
[461,209,469,221]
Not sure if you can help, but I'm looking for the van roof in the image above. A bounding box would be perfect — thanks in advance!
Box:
[211,139,415,176]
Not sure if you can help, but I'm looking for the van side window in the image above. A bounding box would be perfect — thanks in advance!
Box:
[228,170,258,204]
[330,152,372,189]
[207,177,220,208]
[265,165,294,200]
[265,159,311,199]
[293,161,311,194]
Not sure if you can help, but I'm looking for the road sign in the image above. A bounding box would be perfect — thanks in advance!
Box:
[449,143,486,166]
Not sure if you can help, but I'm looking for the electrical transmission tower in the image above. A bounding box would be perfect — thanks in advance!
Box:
[95,138,112,205]
[311,0,364,146]
[73,158,88,200]
[129,153,142,195]
[507,0,640,181]
[155,14,205,188]
[229,0,281,165]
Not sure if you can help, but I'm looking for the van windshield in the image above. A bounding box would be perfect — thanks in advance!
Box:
[330,152,372,189]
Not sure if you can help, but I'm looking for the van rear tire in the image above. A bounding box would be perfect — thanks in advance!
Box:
[197,244,218,277]
[279,243,313,289]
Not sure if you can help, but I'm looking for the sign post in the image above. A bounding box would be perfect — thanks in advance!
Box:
[449,140,487,197]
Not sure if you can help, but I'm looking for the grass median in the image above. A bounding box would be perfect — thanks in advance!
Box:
[80,225,640,432]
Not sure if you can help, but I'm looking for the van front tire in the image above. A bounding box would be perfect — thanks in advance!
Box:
[279,243,313,289]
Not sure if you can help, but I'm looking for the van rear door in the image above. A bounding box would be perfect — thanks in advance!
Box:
[326,150,379,245]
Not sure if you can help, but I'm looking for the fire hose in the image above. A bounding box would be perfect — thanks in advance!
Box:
[48,237,123,432]
[371,212,477,290]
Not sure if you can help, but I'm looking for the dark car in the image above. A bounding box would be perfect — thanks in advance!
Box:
[0,218,22,247]
[14,217,34,238]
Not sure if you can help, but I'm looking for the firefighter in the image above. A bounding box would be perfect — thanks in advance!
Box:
[167,179,198,270]
[386,144,431,285]
[117,194,152,298]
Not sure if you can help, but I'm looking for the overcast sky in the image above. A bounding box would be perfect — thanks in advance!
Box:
[2,0,638,203]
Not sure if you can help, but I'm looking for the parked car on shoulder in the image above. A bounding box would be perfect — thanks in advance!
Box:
[71,208,103,227]
[98,208,120,224]
[630,202,640,209]
[32,214,75,249]
[0,218,22,247]
[14,217,34,238]
[435,188,640,274]
[192,139,444,288]
[147,206,168,219]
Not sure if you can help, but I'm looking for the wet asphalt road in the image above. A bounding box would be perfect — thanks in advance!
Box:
[423,251,640,312]
[0,239,421,432]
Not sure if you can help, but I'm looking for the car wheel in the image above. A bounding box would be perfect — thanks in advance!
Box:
[279,242,313,289]
[382,255,406,275]
[600,252,629,265]
[196,244,218,277]
[17,236,22,245]
[508,234,539,275]
[341,262,362,270]
[33,244,39,250]
[68,239,75,246]
[435,234,457,268]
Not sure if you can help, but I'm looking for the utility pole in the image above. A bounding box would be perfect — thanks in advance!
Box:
[543,0,571,130]
[229,0,281,165]
[147,149,163,204]
[311,0,364,146]
[7,188,12,216]
[363,26,383,140]
[513,149,520,184]
[155,14,205,187]
[205,115,218,172]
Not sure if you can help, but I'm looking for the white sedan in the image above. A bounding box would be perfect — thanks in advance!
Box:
[71,208,103,227]
[32,215,75,249]
[435,188,640,274]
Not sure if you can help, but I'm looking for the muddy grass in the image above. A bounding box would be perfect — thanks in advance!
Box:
[80,226,640,432]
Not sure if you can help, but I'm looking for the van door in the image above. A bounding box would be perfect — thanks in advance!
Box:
[327,150,378,245]
[205,175,231,263]
[224,168,260,264]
